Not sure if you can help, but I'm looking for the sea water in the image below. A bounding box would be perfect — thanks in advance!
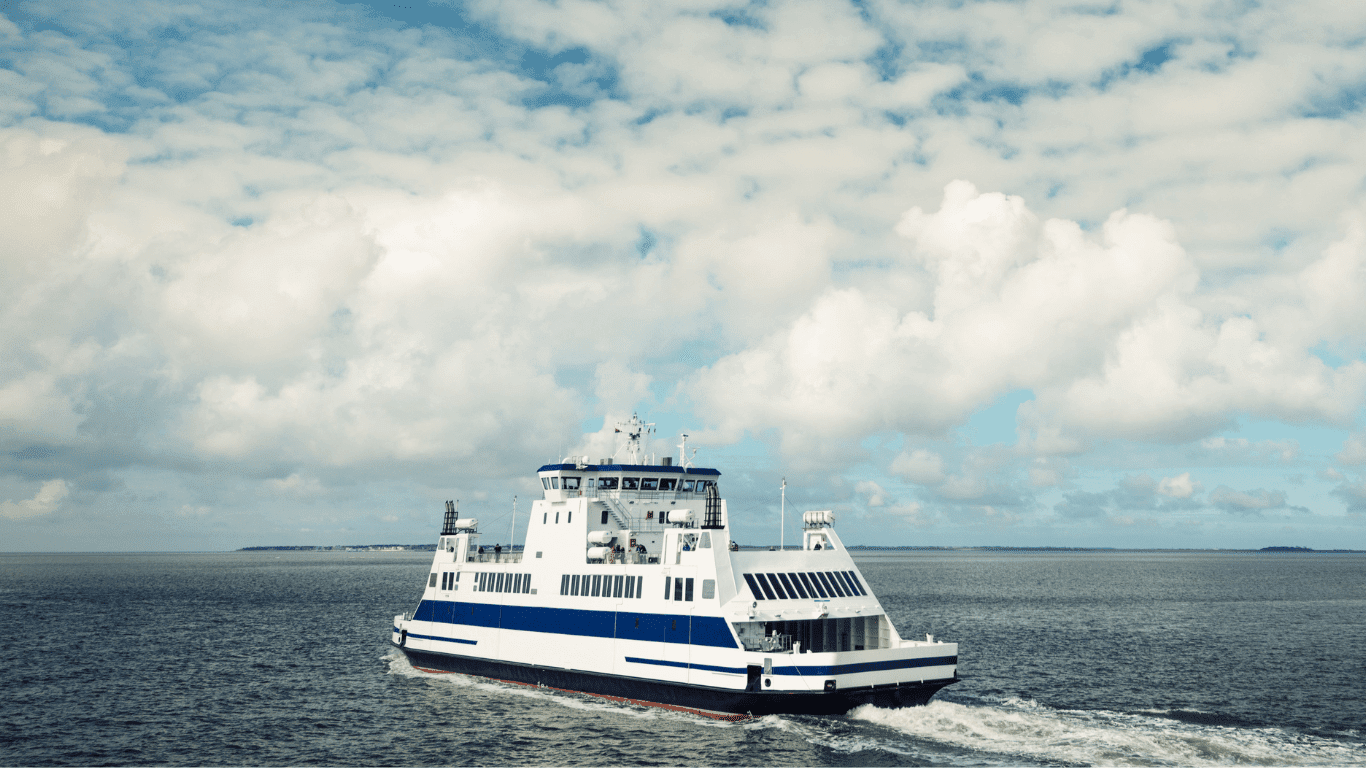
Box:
[0,550,1362,766]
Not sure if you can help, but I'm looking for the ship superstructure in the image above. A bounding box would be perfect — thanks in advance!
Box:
[391,416,958,717]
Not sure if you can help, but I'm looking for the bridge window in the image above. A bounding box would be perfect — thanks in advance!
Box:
[562,477,580,490]
[641,478,659,491]
[682,480,695,492]
[597,477,618,490]
[551,477,560,489]
[659,478,676,491]
[622,477,639,489]
[541,478,550,489]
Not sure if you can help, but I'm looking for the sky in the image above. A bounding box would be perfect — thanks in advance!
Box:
[3,0,1366,552]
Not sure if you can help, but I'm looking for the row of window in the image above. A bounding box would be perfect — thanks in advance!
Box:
[743,570,867,601]
[663,575,717,601]
[476,571,532,594]
[542,510,572,524]
[432,570,533,594]
[540,476,715,493]
[561,573,645,599]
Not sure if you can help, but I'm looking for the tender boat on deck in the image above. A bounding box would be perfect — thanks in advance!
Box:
[391,417,958,717]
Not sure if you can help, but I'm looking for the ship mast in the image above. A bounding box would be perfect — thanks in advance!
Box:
[617,412,654,464]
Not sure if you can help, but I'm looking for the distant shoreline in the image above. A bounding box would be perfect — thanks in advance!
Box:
[231,544,1366,554]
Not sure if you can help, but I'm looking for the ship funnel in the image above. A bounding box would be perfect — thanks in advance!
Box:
[441,500,459,535]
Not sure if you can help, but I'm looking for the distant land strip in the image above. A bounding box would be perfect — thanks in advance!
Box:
[237,544,1364,553]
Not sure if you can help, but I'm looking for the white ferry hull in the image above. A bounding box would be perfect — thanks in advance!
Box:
[394,637,956,717]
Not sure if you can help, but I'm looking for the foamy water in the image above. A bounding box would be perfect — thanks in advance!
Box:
[849,698,1363,766]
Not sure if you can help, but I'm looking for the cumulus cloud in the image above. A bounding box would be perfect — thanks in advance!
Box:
[0,479,70,520]
[1208,486,1299,515]
[1337,433,1366,466]
[2,0,1366,549]
[890,449,945,486]
[692,181,1366,458]
[1157,472,1201,498]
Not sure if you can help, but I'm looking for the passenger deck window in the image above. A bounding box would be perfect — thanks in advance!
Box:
[684,577,694,601]
[641,478,658,491]
[659,478,676,491]
[753,573,777,600]
[613,575,624,598]
[825,571,850,597]
[663,576,671,600]
[806,572,828,598]
[635,575,643,599]
[815,572,838,597]
[571,575,580,596]
[765,573,788,599]
[777,572,802,598]
[592,574,602,597]
[561,575,569,595]
[743,573,763,599]
[429,573,437,588]
[702,579,715,600]
[625,575,636,599]
[622,477,639,489]
[674,578,684,601]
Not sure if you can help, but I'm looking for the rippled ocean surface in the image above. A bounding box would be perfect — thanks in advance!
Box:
[1,550,1363,766]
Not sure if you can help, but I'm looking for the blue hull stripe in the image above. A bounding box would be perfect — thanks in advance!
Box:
[625,655,957,676]
[403,630,477,646]
[411,600,739,649]
[624,656,745,674]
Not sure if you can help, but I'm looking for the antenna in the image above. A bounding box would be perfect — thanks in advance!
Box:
[509,496,517,552]
[780,478,786,551]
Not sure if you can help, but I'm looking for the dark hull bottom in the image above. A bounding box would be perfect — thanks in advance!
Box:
[395,642,957,718]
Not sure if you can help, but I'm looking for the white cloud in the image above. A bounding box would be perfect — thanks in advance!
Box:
[1337,433,1366,466]
[854,479,890,507]
[1157,472,1201,499]
[2,0,1366,549]
[1208,486,1290,514]
[890,449,945,486]
[0,479,70,520]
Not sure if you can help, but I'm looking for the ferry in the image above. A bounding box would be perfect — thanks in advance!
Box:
[390,416,958,718]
